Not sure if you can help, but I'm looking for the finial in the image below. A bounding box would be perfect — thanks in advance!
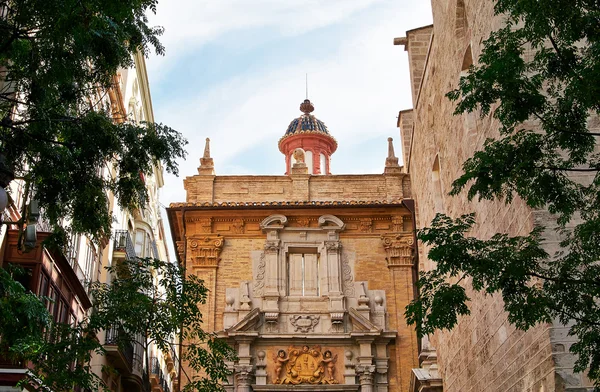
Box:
[384,137,401,174]
[300,99,314,114]
[203,138,211,158]
[198,137,215,175]
[387,137,396,158]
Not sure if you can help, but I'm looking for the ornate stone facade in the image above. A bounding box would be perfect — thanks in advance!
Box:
[167,101,418,391]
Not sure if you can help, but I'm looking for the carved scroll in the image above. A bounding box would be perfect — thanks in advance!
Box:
[188,235,224,267]
[380,234,415,267]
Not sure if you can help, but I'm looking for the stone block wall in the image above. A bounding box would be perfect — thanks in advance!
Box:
[183,173,411,204]
[397,0,595,391]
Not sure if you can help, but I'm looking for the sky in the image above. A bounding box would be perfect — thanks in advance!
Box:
[144,0,433,255]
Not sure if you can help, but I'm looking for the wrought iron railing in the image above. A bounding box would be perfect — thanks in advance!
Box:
[150,357,171,392]
[113,230,136,260]
[170,344,179,378]
[105,327,134,368]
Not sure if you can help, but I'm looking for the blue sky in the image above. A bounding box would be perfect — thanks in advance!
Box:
[146,0,433,208]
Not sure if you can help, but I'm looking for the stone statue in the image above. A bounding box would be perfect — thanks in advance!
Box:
[272,349,289,384]
[321,350,338,383]
[293,148,305,163]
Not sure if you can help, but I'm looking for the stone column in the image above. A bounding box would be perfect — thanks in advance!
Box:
[234,365,253,392]
[356,365,376,392]
[374,342,389,392]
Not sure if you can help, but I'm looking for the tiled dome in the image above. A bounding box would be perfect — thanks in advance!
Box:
[284,99,330,136]
[285,114,329,135]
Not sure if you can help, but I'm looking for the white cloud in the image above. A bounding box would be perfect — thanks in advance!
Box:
[147,0,387,79]
[149,1,433,257]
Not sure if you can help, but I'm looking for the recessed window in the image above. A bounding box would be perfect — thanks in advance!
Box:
[287,250,319,296]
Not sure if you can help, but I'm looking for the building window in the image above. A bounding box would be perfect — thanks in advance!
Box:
[320,153,326,174]
[287,250,319,296]
[135,229,153,258]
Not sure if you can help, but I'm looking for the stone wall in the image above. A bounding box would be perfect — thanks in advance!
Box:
[169,168,419,391]
[398,0,595,391]
[183,173,411,204]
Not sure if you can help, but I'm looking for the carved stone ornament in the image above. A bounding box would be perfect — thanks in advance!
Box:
[391,216,404,232]
[380,234,415,267]
[324,241,341,251]
[272,345,338,385]
[253,253,266,296]
[341,254,355,297]
[176,240,185,260]
[264,240,280,253]
[293,148,306,163]
[289,315,319,333]
[296,217,310,227]
[359,218,373,233]
[188,235,224,267]
[232,218,245,234]
[199,218,212,233]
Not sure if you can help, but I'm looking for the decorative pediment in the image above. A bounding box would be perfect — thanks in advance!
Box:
[260,214,288,230]
[348,308,381,333]
[318,214,345,230]
[227,308,261,333]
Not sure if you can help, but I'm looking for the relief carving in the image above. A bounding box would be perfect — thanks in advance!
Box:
[324,241,340,251]
[391,216,404,232]
[289,315,319,333]
[188,235,224,267]
[176,241,185,260]
[264,240,280,253]
[253,253,266,296]
[341,254,355,297]
[381,234,415,267]
[296,217,310,227]
[232,218,245,234]
[199,218,212,233]
[359,218,373,233]
[271,345,338,385]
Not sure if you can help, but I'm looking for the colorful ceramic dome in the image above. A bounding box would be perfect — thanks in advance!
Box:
[284,100,330,135]
[279,99,337,175]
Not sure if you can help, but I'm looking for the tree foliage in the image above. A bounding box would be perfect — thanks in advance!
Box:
[90,257,237,392]
[0,259,236,392]
[406,0,600,388]
[0,0,187,245]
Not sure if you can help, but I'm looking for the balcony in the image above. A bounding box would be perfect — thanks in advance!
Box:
[104,327,134,374]
[113,230,136,261]
[150,357,171,392]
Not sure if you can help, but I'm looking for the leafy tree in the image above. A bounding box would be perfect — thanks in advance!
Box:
[90,257,237,392]
[0,0,233,390]
[0,258,236,392]
[405,0,600,388]
[0,0,187,245]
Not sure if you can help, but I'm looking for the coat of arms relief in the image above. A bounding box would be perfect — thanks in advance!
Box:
[272,345,339,385]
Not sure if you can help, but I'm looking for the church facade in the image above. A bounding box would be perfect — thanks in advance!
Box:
[167,100,419,391]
